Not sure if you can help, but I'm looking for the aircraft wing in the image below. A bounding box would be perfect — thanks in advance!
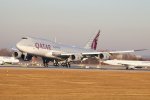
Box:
[60,53,82,56]
[82,49,140,55]
[12,47,19,51]
[60,49,145,56]
[108,49,147,54]
[61,51,109,56]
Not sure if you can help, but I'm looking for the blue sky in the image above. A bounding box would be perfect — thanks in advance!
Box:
[0,0,150,55]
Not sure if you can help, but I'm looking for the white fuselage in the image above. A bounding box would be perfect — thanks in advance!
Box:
[0,56,19,65]
[16,37,95,59]
[103,59,150,67]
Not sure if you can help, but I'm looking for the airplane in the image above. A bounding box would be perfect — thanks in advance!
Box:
[102,59,150,69]
[13,30,141,67]
[0,56,19,65]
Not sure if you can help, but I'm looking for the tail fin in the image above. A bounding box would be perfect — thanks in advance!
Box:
[84,30,100,50]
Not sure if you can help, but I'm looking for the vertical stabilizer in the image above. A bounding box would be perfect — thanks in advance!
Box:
[84,30,100,50]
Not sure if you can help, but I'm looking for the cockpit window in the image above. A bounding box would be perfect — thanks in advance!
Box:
[22,37,28,39]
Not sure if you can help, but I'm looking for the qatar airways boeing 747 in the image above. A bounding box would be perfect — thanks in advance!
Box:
[13,30,140,67]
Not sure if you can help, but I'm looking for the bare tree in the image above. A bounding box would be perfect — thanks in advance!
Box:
[0,48,12,56]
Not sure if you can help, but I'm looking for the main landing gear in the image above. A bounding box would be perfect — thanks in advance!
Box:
[42,58,50,67]
[61,62,71,68]
[53,60,71,68]
[42,58,71,68]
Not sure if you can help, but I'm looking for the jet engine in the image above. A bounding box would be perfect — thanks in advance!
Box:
[13,51,22,59]
[13,51,32,61]
[70,54,83,61]
[98,53,110,60]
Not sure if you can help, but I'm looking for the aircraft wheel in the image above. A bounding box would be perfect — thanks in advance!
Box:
[61,63,65,67]
[66,63,70,68]
[53,63,59,67]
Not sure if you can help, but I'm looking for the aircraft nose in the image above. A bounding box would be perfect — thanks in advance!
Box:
[16,42,22,50]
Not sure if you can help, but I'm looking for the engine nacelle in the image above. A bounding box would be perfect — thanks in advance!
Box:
[99,53,110,60]
[13,51,32,61]
[70,54,83,61]
[13,51,22,59]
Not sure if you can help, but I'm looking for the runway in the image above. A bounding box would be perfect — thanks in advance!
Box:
[0,64,150,72]
[0,65,150,100]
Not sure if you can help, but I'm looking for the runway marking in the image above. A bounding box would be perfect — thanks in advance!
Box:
[62,80,96,85]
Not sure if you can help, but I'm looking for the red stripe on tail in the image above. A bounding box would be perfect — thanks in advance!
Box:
[91,30,100,50]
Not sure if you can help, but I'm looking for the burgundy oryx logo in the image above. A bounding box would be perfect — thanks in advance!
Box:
[91,30,100,50]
